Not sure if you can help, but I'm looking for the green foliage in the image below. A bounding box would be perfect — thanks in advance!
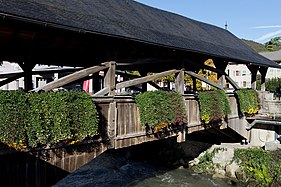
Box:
[0,91,27,149]
[265,77,281,93]
[193,147,226,174]
[0,90,99,149]
[264,37,281,51]
[198,90,231,124]
[236,89,258,115]
[135,90,186,129]
[233,148,281,186]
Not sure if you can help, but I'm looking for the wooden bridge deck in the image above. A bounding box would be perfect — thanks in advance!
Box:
[93,93,246,150]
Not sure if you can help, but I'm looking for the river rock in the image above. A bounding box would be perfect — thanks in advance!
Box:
[213,168,226,178]
[235,166,247,182]
[225,162,239,180]
[212,147,233,168]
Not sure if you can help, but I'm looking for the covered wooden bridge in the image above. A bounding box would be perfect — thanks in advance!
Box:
[0,0,281,179]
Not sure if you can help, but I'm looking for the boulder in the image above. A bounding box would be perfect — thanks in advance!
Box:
[225,162,239,180]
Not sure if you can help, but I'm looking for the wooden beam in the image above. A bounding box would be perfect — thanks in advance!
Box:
[104,62,116,96]
[259,66,268,91]
[116,71,163,90]
[184,59,240,90]
[175,69,185,94]
[93,87,109,96]
[225,75,240,90]
[247,65,259,90]
[94,69,179,96]
[32,63,110,92]
[185,71,224,90]
[116,69,180,90]
[0,73,24,87]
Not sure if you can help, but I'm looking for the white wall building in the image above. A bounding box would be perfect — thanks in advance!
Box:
[225,50,281,89]
[225,63,252,88]
[0,61,80,91]
[260,50,281,79]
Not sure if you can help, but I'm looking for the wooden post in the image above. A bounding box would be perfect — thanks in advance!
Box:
[175,69,185,94]
[247,65,259,90]
[192,77,197,92]
[215,60,228,89]
[19,62,35,91]
[107,101,117,149]
[104,62,116,96]
[259,66,268,91]
[175,69,186,142]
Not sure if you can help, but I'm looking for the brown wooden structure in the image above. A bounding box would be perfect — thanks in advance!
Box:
[0,1,281,186]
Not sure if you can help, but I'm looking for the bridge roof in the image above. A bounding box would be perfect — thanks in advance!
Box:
[0,0,279,68]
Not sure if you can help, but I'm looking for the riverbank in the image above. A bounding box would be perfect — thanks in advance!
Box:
[189,143,281,186]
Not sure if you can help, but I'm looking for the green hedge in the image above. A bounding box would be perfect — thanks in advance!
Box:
[0,91,28,149]
[233,148,281,186]
[0,90,99,149]
[198,90,231,124]
[135,90,186,129]
[236,89,258,115]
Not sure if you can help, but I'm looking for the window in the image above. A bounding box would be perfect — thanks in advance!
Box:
[236,70,240,76]
[243,81,247,88]
[242,70,246,76]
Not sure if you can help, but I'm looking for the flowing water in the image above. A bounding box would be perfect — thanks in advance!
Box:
[56,149,242,187]
[130,168,238,187]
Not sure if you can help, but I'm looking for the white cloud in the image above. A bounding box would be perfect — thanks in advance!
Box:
[255,29,281,42]
[254,25,281,29]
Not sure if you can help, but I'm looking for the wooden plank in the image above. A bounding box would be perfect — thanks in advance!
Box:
[33,63,110,92]
[185,71,224,90]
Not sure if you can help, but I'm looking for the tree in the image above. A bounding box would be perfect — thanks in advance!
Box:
[264,37,281,51]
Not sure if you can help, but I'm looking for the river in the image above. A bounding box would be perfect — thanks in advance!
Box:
[55,144,242,187]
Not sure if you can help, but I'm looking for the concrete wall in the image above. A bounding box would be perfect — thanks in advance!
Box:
[258,91,281,115]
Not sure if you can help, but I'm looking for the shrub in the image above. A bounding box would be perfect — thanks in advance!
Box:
[198,90,231,124]
[0,90,99,149]
[236,89,258,115]
[0,90,27,150]
[233,148,281,186]
[135,90,186,129]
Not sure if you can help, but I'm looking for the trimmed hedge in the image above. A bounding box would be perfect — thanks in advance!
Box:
[236,89,258,115]
[0,90,99,150]
[198,90,231,124]
[135,90,186,129]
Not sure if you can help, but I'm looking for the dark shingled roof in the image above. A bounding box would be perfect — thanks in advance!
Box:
[0,0,279,68]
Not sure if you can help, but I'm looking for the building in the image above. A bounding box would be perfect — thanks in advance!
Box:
[225,50,281,89]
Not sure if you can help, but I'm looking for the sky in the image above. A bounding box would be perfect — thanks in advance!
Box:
[134,0,281,44]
